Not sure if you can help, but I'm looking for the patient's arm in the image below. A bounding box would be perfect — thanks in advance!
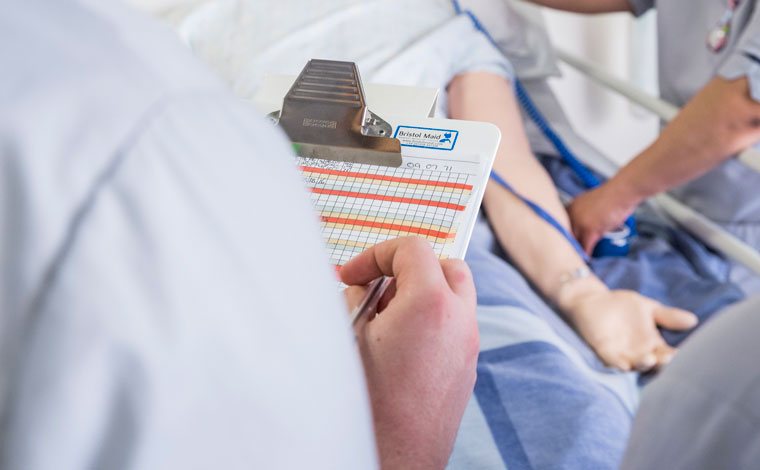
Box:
[448,71,697,371]
[524,0,633,14]
[448,72,572,291]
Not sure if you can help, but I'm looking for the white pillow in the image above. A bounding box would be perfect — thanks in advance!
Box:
[160,0,558,96]
[159,0,458,99]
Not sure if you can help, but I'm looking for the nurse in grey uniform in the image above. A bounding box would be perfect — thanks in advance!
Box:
[528,2,760,466]
[532,0,760,289]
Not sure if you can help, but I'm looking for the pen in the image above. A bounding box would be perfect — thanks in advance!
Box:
[350,276,392,327]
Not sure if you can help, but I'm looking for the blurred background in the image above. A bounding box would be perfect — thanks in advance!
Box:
[544,9,659,166]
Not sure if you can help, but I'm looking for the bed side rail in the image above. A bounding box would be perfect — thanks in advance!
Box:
[555,48,760,173]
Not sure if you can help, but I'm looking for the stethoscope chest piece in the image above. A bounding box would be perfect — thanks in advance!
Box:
[593,225,632,258]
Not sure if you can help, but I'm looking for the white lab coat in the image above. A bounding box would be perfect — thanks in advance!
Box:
[0,0,377,468]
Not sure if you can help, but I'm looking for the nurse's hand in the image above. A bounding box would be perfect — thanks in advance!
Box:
[557,276,698,372]
[568,183,638,255]
[341,237,478,470]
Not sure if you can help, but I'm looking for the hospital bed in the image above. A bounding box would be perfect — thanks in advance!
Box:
[448,30,757,465]
[554,47,760,276]
[162,0,760,278]
[443,0,760,282]
[157,2,755,468]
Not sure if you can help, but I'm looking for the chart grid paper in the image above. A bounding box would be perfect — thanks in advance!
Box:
[297,156,476,268]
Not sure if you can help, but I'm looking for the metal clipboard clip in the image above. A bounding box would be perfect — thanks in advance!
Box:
[270,59,402,167]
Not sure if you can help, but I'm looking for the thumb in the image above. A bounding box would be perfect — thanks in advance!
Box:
[580,230,600,257]
[568,206,598,255]
[654,306,699,331]
[572,220,600,256]
[343,285,369,315]
[439,259,476,301]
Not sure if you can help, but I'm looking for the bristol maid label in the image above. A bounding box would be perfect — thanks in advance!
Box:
[393,126,459,151]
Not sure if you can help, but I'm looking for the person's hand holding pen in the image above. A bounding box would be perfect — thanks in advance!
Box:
[342,237,478,470]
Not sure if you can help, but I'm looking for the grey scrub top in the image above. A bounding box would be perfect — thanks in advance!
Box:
[629,0,760,250]
[621,294,760,469]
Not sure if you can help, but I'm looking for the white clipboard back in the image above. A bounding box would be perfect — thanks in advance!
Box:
[255,73,500,266]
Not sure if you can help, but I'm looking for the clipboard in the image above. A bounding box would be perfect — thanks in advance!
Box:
[255,60,500,267]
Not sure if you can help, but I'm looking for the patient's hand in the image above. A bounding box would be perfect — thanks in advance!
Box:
[568,184,638,255]
[341,237,478,470]
[557,277,698,371]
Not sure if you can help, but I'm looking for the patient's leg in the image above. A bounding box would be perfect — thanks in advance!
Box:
[448,71,697,372]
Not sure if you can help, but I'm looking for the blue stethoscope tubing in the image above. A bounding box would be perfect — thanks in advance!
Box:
[450,0,636,261]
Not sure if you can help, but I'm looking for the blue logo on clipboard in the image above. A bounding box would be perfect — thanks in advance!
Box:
[393,126,459,151]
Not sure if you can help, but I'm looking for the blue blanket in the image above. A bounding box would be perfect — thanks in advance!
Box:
[447,156,744,469]
[540,153,745,345]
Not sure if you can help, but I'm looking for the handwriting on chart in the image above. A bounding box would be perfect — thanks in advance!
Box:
[299,157,354,172]
[405,162,454,172]
[298,157,466,175]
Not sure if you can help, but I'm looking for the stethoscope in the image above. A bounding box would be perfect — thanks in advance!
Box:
[451,0,636,260]
[707,0,742,52]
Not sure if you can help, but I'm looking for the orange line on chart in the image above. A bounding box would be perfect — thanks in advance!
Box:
[311,187,466,211]
[325,224,456,244]
[325,238,374,250]
[304,172,470,194]
[322,216,456,239]
[320,212,451,233]
[301,166,473,191]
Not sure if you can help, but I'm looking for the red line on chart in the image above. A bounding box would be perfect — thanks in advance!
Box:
[322,216,456,239]
[311,187,466,211]
[301,166,473,191]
